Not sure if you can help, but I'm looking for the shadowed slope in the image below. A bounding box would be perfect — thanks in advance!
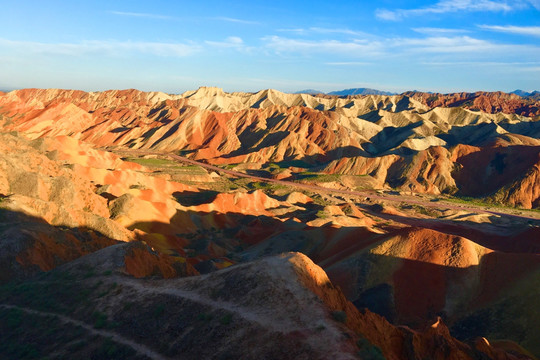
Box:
[1,87,538,207]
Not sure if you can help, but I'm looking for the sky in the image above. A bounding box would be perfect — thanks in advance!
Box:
[1,0,539,94]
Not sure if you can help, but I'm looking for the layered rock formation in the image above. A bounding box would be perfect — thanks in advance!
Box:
[405,91,540,117]
[1,87,538,208]
[0,87,539,359]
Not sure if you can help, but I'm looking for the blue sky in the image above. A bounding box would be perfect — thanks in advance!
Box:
[1,0,539,93]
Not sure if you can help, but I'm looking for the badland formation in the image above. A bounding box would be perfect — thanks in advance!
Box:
[0,87,539,359]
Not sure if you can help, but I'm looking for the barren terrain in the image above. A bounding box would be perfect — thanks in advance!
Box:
[0,88,538,359]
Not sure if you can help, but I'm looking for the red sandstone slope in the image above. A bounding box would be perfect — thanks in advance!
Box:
[0,129,538,357]
[0,88,538,207]
[404,91,540,117]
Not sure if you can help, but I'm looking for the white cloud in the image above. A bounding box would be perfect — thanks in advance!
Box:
[109,11,173,20]
[412,27,470,34]
[396,36,496,53]
[262,34,540,61]
[376,0,518,21]
[212,17,260,25]
[205,36,245,48]
[308,27,370,37]
[276,28,307,34]
[525,0,540,9]
[262,36,384,57]
[375,9,401,21]
[276,27,372,38]
[0,38,201,57]
[422,61,540,66]
[478,25,540,37]
[390,35,540,56]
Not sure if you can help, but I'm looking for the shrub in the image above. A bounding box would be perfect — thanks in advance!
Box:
[93,311,107,329]
[220,313,232,325]
[331,311,347,323]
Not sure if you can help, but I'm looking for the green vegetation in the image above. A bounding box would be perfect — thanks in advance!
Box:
[220,313,233,325]
[445,195,540,213]
[272,159,313,169]
[125,157,207,174]
[93,311,108,329]
[356,338,385,360]
[0,306,92,360]
[331,311,347,323]
[154,304,166,318]
[296,172,343,182]
[126,157,177,166]
[198,313,213,321]
[92,338,136,359]
[249,181,287,192]
[230,177,290,193]
[308,193,334,207]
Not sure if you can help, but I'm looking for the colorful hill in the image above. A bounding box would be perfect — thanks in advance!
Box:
[0,88,539,359]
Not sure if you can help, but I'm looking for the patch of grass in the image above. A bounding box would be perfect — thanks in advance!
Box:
[83,269,96,279]
[92,311,108,329]
[198,313,213,321]
[220,313,232,325]
[1,342,39,360]
[273,159,313,169]
[309,194,334,207]
[331,311,347,323]
[250,181,272,190]
[445,195,540,213]
[5,308,23,328]
[356,338,385,360]
[92,338,136,359]
[296,172,342,183]
[174,165,205,172]
[153,304,166,318]
[67,340,87,352]
[0,306,86,359]
[125,157,176,167]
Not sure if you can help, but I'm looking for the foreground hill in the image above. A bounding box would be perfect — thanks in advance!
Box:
[1,249,531,359]
[0,87,538,208]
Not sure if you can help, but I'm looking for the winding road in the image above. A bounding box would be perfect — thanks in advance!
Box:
[113,149,540,223]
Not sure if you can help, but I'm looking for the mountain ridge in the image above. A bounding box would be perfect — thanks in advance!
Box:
[1,87,538,208]
[0,122,538,358]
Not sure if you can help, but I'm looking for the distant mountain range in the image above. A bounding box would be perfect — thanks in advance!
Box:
[295,88,396,96]
[328,88,396,96]
[294,89,325,95]
[296,88,540,98]
[511,90,540,99]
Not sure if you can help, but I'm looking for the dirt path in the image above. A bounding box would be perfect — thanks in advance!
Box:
[119,275,301,333]
[115,149,540,223]
[0,304,168,360]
